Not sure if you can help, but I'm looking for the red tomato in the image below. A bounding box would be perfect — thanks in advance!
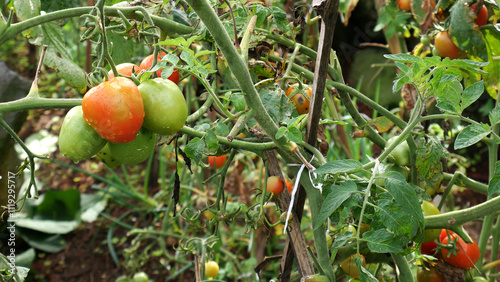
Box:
[108,63,139,79]
[267,176,284,197]
[139,52,180,84]
[286,86,312,115]
[470,4,488,26]
[434,31,460,59]
[440,232,480,269]
[82,77,144,143]
[416,267,445,282]
[208,155,227,169]
[397,0,411,11]
[421,239,438,257]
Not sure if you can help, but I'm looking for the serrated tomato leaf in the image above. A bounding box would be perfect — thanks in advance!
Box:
[314,159,363,175]
[313,182,357,230]
[454,123,490,150]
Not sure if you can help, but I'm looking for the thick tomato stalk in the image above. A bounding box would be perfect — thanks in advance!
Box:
[139,52,180,84]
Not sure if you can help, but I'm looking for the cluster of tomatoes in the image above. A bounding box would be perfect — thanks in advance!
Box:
[397,0,489,60]
[58,53,187,167]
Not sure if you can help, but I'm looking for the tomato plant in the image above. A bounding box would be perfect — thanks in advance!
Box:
[440,232,480,269]
[422,200,441,243]
[108,63,139,79]
[205,261,219,278]
[82,77,145,143]
[108,127,156,165]
[285,86,312,115]
[267,176,284,197]
[138,78,188,136]
[434,31,460,60]
[58,106,107,163]
[470,3,488,26]
[416,267,444,282]
[208,155,227,169]
[340,254,366,278]
[139,52,180,84]
[397,0,411,12]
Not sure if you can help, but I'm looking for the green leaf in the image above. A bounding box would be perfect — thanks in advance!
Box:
[275,127,287,139]
[180,50,194,67]
[489,105,500,126]
[184,137,205,163]
[454,123,490,150]
[205,130,219,153]
[36,189,81,221]
[80,193,108,223]
[285,126,303,143]
[16,218,80,234]
[488,161,500,195]
[17,229,66,252]
[314,159,363,175]
[460,80,484,112]
[416,137,447,184]
[384,172,424,222]
[384,54,423,64]
[215,122,230,136]
[435,76,462,114]
[313,182,357,230]
[482,27,500,99]
[363,229,405,253]
[269,7,288,32]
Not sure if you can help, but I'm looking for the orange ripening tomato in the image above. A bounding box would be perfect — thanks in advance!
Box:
[434,31,460,60]
[82,77,144,143]
[397,0,411,11]
[285,178,293,194]
[208,155,227,169]
[108,63,139,79]
[267,176,284,197]
[286,86,312,115]
[139,52,180,84]
[340,254,366,278]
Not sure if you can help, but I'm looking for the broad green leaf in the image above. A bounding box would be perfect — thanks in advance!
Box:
[215,122,230,136]
[80,193,108,223]
[488,161,500,195]
[313,182,357,230]
[269,7,288,32]
[285,126,303,143]
[275,127,287,139]
[489,105,500,126]
[435,77,462,114]
[36,189,81,221]
[416,137,447,185]
[363,229,405,253]
[180,50,194,67]
[384,54,423,64]
[41,24,87,93]
[16,218,80,234]
[184,137,205,163]
[205,130,219,153]
[385,171,424,222]
[461,81,484,112]
[314,159,363,175]
[377,197,414,239]
[17,230,66,252]
[454,123,490,150]
[14,0,41,38]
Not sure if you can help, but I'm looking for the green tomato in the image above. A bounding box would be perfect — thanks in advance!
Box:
[59,106,106,163]
[386,137,410,166]
[108,127,156,165]
[96,143,121,168]
[422,200,441,243]
[138,78,188,135]
[132,272,149,282]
